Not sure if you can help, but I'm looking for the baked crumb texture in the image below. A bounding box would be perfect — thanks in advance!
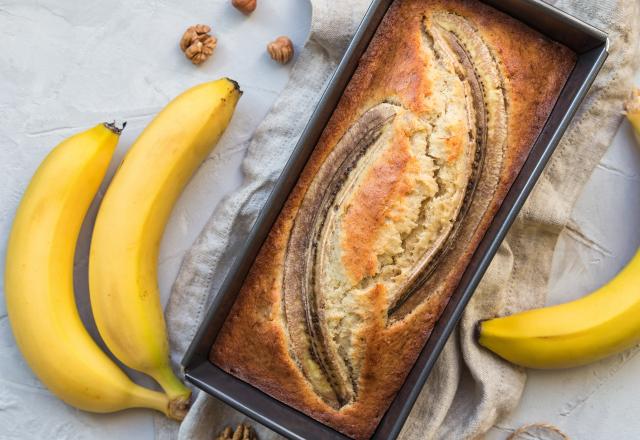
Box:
[211,1,576,438]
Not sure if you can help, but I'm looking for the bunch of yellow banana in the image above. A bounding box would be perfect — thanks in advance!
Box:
[477,88,640,369]
[5,78,241,417]
[5,123,172,417]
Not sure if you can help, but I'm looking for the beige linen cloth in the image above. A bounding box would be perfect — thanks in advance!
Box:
[158,0,640,439]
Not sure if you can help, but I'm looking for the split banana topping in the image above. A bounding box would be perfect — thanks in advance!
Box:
[89,79,241,412]
[5,124,175,417]
[477,89,640,369]
[283,12,507,407]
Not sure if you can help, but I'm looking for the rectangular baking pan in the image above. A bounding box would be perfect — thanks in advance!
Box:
[182,0,609,438]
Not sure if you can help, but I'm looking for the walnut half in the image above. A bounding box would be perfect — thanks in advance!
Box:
[180,24,217,65]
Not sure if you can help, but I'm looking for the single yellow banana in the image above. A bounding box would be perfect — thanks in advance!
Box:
[478,90,640,370]
[5,123,177,418]
[477,248,640,369]
[89,78,242,411]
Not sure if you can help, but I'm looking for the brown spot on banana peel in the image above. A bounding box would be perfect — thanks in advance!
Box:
[283,12,508,408]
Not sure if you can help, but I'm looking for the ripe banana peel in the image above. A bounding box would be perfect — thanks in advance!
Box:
[5,124,176,418]
[89,78,242,410]
[477,90,640,369]
[478,248,640,369]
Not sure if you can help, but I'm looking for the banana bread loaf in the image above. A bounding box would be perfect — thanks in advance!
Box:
[210,1,575,438]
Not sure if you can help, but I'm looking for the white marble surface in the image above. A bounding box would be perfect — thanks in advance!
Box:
[1,0,639,439]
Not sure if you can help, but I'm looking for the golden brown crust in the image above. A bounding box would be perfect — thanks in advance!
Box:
[210,1,575,438]
[341,127,413,283]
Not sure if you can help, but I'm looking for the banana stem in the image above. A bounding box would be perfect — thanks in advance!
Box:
[149,365,192,420]
[129,386,174,418]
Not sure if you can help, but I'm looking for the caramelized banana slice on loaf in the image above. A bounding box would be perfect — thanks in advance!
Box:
[283,103,400,407]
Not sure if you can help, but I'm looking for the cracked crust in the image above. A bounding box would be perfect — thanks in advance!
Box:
[210,0,575,438]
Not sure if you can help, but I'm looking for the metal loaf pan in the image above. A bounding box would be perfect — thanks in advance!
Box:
[182,1,609,438]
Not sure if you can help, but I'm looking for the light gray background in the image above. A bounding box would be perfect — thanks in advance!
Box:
[0,0,639,438]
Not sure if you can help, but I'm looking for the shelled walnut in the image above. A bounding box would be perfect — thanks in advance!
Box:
[232,0,257,14]
[216,424,257,440]
[180,24,217,65]
[267,36,294,64]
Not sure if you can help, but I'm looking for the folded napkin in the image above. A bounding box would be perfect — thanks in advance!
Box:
[159,0,640,438]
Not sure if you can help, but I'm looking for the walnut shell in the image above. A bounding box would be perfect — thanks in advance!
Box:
[232,0,257,14]
[267,36,294,64]
[216,424,257,440]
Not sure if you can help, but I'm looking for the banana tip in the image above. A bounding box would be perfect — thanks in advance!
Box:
[225,77,243,95]
[103,121,127,135]
[167,395,191,421]
[474,319,485,343]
